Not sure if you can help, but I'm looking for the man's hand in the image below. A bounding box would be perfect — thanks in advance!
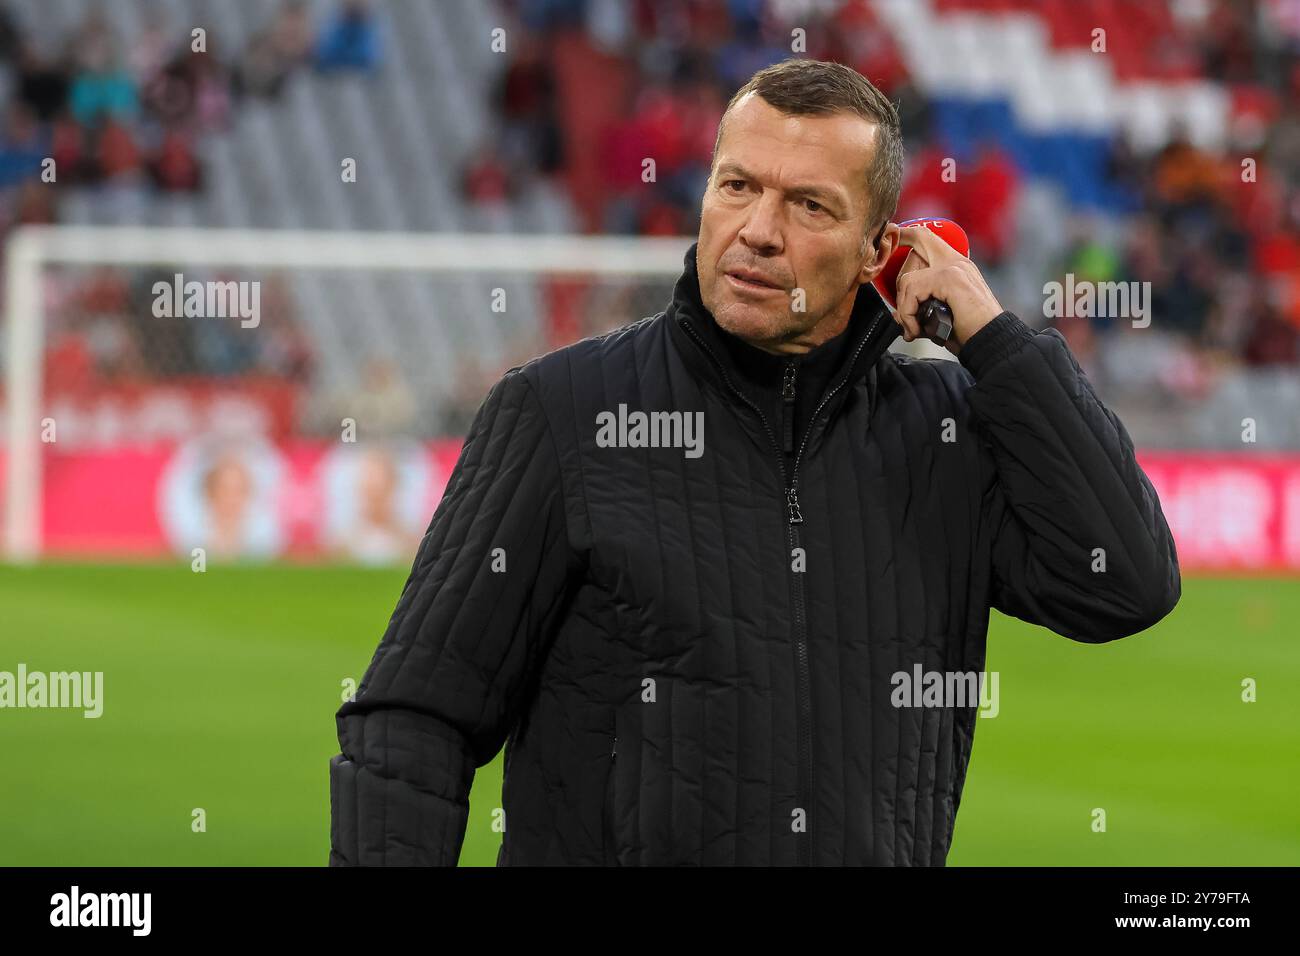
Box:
[894,225,1004,356]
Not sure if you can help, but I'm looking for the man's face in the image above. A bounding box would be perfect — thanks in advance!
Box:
[697,92,898,353]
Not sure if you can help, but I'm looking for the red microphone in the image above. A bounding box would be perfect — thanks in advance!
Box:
[872,217,969,346]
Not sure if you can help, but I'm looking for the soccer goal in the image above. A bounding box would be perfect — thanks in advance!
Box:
[2,226,692,561]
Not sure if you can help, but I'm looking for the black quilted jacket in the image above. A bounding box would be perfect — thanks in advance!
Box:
[329,242,1181,866]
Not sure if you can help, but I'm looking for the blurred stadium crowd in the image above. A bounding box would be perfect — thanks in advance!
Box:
[0,0,380,205]
[482,0,1300,444]
[1,0,1299,450]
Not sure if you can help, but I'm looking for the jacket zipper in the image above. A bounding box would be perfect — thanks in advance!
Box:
[782,361,796,455]
[680,313,884,866]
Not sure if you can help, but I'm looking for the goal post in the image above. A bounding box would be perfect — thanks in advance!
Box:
[2,226,692,562]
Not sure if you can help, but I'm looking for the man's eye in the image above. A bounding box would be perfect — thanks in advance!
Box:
[723,180,746,192]
[802,199,824,214]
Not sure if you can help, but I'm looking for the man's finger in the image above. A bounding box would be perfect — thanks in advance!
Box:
[897,225,956,267]
[898,247,927,277]
[889,300,919,341]
[895,267,946,341]
[891,248,929,341]
[893,309,920,342]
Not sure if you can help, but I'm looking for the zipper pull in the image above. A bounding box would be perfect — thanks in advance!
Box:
[611,736,618,760]
[782,362,797,403]
[787,485,804,525]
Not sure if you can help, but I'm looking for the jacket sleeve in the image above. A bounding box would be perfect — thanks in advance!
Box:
[960,312,1181,643]
[329,368,576,865]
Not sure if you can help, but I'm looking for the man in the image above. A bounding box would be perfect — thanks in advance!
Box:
[329,58,1180,866]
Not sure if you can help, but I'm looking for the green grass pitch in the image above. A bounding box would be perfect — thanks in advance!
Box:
[1,563,1296,865]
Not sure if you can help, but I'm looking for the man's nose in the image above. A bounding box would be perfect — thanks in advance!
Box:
[738,190,784,255]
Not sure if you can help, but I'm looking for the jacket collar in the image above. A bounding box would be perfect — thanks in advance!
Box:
[666,240,897,420]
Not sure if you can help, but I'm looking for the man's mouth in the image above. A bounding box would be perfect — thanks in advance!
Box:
[725,270,783,294]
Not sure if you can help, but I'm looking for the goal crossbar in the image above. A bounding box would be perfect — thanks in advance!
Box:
[3,225,691,561]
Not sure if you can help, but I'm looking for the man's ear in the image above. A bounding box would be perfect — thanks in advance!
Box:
[859,220,900,284]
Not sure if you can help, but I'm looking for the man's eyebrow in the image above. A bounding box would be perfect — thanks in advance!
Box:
[713,163,849,209]
[714,162,752,180]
